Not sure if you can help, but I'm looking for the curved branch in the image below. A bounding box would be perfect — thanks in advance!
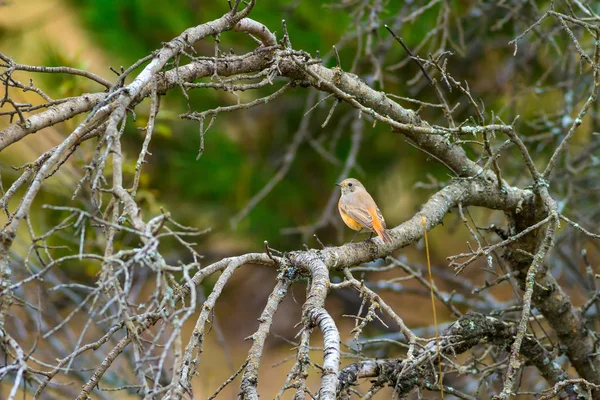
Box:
[232,18,277,46]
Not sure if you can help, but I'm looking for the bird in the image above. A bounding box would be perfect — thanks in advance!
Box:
[336,178,393,243]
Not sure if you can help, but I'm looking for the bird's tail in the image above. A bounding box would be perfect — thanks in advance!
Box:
[375,227,393,243]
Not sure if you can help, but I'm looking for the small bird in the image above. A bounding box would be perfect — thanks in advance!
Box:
[336,178,393,243]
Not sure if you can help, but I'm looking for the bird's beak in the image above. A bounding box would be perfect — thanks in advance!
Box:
[335,183,341,187]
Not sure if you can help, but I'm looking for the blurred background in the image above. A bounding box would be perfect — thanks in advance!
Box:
[1,0,599,398]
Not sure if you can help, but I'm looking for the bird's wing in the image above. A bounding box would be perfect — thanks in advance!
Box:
[339,202,374,230]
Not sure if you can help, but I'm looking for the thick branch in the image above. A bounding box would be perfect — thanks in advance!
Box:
[290,253,340,400]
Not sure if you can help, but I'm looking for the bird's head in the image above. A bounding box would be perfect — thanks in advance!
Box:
[336,178,364,195]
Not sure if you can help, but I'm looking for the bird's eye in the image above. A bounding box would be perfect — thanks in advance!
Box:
[348,183,353,187]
